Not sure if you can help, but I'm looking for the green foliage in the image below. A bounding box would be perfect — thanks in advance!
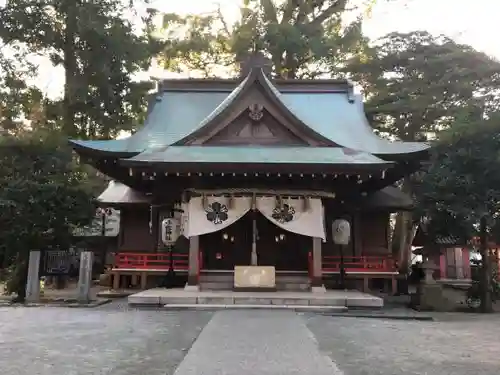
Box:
[415,111,500,238]
[0,44,50,136]
[0,0,162,138]
[346,31,500,141]
[160,0,369,78]
[0,132,97,267]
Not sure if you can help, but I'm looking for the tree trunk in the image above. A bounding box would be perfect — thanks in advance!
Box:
[393,177,415,274]
[479,216,493,313]
[62,0,78,136]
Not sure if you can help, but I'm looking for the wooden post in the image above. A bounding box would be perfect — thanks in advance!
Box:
[112,272,120,290]
[186,235,200,290]
[311,237,325,292]
[140,271,147,289]
[251,214,258,266]
[353,212,362,256]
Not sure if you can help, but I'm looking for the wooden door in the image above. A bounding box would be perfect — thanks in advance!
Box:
[200,213,251,270]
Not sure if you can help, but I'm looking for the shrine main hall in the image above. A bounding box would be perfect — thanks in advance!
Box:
[70,56,428,295]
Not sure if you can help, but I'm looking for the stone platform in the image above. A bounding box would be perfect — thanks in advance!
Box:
[128,288,383,310]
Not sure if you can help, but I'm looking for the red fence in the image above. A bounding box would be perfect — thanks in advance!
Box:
[114,252,189,271]
[322,255,396,273]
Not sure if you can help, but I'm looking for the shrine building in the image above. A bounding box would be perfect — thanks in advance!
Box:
[70,56,429,294]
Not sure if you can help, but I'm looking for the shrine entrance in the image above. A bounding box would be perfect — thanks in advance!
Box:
[200,212,310,271]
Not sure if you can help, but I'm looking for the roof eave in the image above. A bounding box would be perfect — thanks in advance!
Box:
[374,145,431,161]
[68,139,139,159]
[118,159,393,174]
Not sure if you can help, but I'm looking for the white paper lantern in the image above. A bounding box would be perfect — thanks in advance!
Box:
[332,219,351,245]
[161,218,180,245]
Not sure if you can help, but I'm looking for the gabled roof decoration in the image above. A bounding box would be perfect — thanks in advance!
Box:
[175,68,337,146]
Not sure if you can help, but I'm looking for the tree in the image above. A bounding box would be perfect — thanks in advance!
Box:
[160,0,369,78]
[0,42,53,136]
[347,31,500,140]
[346,31,500,273]
[415,111,500,312]
[0,130,96,301]
[0,0,162,138]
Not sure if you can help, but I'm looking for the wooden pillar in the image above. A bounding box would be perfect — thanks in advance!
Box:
[140,271,147,289]
[186,235,200,289]
[353,212,363,256]
[112,272,120,290]
[311,237,325,292]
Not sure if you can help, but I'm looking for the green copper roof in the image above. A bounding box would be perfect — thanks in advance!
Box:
[69,90,230,153]
[127,90,230,152]
[280,92,428,155]
[70,139,131,153]
[123,146,391,166]
[69,68,429,157]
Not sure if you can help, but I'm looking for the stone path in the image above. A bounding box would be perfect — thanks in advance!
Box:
[2,304,500,374]
[173,310,343,375]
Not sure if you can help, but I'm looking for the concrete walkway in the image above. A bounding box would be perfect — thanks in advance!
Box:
[173,310,343,375]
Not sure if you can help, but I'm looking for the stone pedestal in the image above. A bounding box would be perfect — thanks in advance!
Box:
[234,266,276,291]
[184,284,200,291]
[412,260,454,312]
[77,251,94,303]
[422,259,437,284]
[311,285,326,293]
[25,250,41,303]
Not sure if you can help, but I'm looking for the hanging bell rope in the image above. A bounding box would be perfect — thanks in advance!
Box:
[276,195,283,210]
[227,194,234,210]
[148,205,153,234]
[302,196,311,212]
[201,194,208,210]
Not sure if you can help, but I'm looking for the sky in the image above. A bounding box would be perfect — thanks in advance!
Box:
[34,0,499,98]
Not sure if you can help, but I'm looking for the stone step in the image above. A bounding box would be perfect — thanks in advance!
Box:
[278,283,310,291]
[200,272,311,291]
[200,284,311,292]
[162,304,348,312]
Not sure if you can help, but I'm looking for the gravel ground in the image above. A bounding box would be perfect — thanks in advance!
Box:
[1,303,500,375]
[304,313,500,375]
[0,305,213,375]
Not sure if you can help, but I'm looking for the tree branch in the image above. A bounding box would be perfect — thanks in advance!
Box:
[307,0,347,27]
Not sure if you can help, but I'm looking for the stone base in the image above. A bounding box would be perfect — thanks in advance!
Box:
[311,285,327,294]
[234,266,276,289]
[233,287,277,292]
[128,288,384,309]
[184,284,200,292]
[412,283,455,312]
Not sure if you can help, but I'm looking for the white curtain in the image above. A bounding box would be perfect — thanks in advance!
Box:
[185,196,252,237]
[257,197,325,240]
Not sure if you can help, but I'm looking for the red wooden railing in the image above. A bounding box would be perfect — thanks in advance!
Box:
[322,255,396,273]
[114,252,189,271]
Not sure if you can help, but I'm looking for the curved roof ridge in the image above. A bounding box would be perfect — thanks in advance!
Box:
[194,73,251,130]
